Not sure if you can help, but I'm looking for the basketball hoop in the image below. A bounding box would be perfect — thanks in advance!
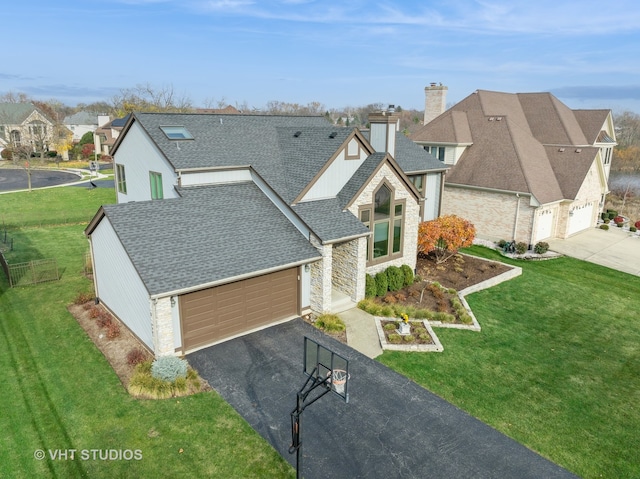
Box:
[327,369,349,396]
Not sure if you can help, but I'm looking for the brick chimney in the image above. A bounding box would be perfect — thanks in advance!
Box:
[424,83,447,125]
[368,105,400,157]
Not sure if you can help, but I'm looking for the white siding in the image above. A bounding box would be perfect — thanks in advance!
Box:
[301,145,368,201]
[424,173,441,220]
[114,122,178,203]
[91,217,154,350]
[180,169,252,186]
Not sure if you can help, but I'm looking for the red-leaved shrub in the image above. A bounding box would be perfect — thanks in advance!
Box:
[613,216,624,224]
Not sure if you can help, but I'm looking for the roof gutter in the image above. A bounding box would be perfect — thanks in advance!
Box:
[322,231,371,246]
[150,256,322,299]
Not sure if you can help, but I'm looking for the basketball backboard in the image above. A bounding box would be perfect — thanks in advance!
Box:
[303,336,349,402]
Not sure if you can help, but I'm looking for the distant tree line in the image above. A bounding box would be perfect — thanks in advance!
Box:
[613,111,640,172]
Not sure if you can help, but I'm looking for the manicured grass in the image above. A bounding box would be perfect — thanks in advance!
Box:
[0,188,294,478]
[379,246,640,479]
[0,187,115,228]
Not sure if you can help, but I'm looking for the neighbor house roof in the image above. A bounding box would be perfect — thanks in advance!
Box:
[410,90,611,203]
[63,111,98,125]
[86,182,321,296]
[0,103,40,124]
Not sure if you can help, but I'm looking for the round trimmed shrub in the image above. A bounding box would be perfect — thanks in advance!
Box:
[613,215,624,224]
[515,242,527,254]
[400,264,414,286]
[534,241,549,254]
[386,266,404,292]
[600,224,609,230]
[151,356,188,382]
[631,226,638,233]
[497,239,507,248]
[635,220,640,229]
[375,271,388,297]
[365,274,377,298]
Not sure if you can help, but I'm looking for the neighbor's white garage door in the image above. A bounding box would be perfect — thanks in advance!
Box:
[568,202,594,236]
[535,209,554,242]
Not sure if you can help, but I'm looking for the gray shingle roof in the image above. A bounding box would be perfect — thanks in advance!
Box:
[337,152,387,208]
[292,198,369,243]
[129,113,333,203]
[63,111,98,125]
[0,102,40,124]
[362,129,446,173]
[100,182,321,296]
[277,127,353,201]
[410,90,611,203]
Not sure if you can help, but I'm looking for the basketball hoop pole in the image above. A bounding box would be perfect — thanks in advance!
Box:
[289,367,332,479]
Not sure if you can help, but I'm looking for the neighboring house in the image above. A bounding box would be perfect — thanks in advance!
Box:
[63,111,101,142]
[0,102,63,154]
[93,115,128,157]
[85,110,445,356]
[411,89,616,244]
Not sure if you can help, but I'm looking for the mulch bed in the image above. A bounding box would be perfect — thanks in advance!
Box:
[380,320,435,345]
[68,301,210,395]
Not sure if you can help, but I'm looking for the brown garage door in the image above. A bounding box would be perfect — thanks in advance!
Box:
[180,268,299,352]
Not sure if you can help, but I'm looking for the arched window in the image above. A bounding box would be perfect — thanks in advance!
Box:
[359,182,405,263]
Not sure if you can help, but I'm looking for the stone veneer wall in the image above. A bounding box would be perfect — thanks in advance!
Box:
[153,296,175,357]
[347,163,419,276]
[331,237,367,302]
[309,235,332,314]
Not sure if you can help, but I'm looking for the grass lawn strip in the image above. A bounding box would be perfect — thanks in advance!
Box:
[379,245,640,479]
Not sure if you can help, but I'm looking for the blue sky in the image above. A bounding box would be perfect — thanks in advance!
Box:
[3,0,640,113]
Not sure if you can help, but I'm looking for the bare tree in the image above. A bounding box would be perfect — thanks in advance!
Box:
[111,83,194,116]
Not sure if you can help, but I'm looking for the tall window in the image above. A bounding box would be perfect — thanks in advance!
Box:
[10,130,21,147]
[360,183,405,263]
[150,172,163,200]
[116,164,127,194]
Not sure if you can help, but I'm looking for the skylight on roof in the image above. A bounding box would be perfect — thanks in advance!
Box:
[160,126,193,140]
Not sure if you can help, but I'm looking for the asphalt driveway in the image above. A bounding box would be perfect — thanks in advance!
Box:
[188,319,577,479]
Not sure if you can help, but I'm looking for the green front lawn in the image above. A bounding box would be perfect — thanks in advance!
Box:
[379,246,640,479]
[0,187,115,228]
[0,189,294,478]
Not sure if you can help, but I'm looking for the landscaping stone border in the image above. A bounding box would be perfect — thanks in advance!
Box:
[375,318,444,352]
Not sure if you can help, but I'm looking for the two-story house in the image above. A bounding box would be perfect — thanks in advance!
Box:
[85,110,446,356]
[411,89,616,245]
[0,103,64,156]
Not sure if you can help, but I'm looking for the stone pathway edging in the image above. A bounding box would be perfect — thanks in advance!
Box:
[372,255,523,352]
[374,318,444,352]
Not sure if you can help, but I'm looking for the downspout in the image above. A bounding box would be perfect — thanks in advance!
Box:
[88,237,100,304]
[513,193,520,241]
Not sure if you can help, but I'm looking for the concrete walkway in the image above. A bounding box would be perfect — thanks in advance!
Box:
[338,307,383,358]
[547,226,640,276]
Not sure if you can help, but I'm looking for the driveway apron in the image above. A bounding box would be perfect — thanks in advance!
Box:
[188,319,577,479]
